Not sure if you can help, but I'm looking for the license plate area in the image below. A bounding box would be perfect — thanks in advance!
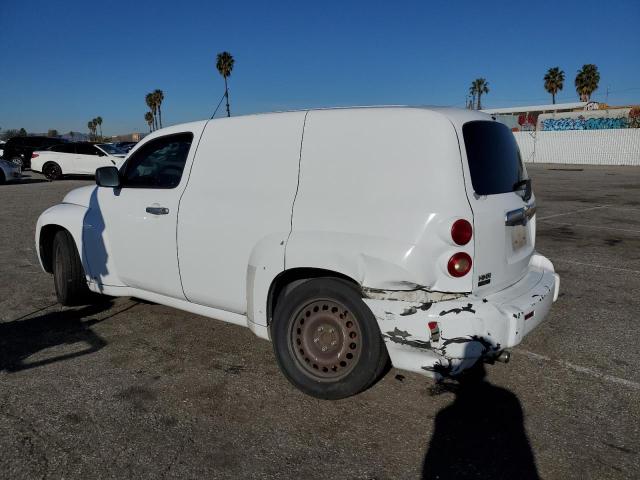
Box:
[511,225,528,252]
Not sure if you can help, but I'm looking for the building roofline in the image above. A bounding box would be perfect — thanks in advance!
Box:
[481,102,588,114]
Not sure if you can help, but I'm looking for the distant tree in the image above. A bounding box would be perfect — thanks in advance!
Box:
[144,112,154,132]
[544,67,565,104]
[575,64,600,101]
[216,51,235,117]
[95,116,103,138]
[1,129,20,140]
[88,120,98,140]
[47,129,58,137]
[146,93,157,130]
[69,131,75,141]
[470,78,490,110]
[153,90,164,128]
[18,128,27,136]
[468,87,476,111]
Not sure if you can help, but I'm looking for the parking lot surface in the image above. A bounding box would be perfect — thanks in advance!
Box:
[1,165,639,479]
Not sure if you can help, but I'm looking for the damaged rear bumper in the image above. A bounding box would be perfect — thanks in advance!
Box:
[363,253,560,380]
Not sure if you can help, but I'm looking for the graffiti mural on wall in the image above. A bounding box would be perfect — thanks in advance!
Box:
[541,107,640,131]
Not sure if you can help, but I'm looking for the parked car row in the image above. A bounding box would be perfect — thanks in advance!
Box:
[2,136,64,169]
[0,135,137,181]
[31,142,127,180]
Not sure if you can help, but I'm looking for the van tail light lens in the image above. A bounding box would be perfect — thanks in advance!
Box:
[448,252,472,277]
[451,219,472,245]
[31,153,39,159]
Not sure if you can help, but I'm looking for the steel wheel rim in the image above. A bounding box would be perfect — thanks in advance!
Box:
[288,299,362,381]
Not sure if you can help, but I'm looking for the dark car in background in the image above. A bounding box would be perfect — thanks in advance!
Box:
[114,141,137,153]
[2,136,67,170]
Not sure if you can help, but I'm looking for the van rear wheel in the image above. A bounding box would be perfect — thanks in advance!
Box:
[52,230,89,306]
[271,278,389,399]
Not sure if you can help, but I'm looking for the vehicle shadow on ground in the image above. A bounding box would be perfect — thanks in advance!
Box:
[422,362,539,480]
[0,300,115,373]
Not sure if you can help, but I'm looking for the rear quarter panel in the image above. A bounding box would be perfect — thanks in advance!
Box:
[287,108,474,293]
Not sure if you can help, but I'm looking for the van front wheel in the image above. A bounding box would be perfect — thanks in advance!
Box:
[52,230,89,306]
[271,278,388,399]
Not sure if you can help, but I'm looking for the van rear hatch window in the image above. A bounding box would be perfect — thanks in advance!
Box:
[462,120,523,196]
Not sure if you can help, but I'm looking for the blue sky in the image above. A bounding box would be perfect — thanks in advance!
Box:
[1,0,638,135]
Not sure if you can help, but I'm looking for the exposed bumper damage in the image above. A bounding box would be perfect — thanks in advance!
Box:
[363,253,560,380]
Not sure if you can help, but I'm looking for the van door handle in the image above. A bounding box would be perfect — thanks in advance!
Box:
[146,206,169,215]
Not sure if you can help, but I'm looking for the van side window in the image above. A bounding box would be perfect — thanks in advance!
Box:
[120,133,193,189]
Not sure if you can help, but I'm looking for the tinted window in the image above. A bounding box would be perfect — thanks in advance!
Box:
[121,133,192,189]
[50,144,75,153]
[76,143,99,155]
[462,121,524,196]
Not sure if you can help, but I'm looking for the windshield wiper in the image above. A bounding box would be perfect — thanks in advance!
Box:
[513,178,532,202]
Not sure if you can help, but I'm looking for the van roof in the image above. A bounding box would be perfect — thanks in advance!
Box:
[203,105,492,128]
[153,106,493,136]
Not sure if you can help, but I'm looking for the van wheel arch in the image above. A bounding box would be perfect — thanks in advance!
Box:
[39,224,67,273]
[267,268,361,327]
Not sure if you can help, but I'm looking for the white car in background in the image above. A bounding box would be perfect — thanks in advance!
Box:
[0,157,22,183]
[31,142,126,180]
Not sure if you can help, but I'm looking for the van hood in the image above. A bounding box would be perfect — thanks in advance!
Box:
[62,185,96,208]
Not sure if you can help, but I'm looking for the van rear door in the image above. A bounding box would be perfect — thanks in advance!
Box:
[461,120,535,295]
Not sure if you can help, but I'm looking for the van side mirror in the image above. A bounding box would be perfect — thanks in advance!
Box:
[96,166,121,188]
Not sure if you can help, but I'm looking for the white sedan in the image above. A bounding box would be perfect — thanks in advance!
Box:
[31,142,126,180]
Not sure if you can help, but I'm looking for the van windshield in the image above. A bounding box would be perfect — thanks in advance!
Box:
[462,120,524,196]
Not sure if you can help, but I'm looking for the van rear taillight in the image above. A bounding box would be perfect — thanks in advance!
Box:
[31,153,39,159]
[451,219,472,245]
[447,252,472,277]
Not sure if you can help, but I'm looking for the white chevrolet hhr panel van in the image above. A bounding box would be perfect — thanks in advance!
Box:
[36,107,559,399]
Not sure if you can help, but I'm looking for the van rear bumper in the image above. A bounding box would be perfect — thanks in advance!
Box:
[363,253,559,380]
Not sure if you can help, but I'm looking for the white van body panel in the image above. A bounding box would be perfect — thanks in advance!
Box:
[287,108,474,293]
[178,111,306,314]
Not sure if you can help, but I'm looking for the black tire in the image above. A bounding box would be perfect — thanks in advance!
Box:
[52,230,90,306]
[271,278,389,399]
[0,170,5,184]
[43,162,62,181]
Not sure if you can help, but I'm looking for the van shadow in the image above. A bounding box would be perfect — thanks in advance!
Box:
[0,301,113,373]
[422,362,539,480]
[82,187,109,292]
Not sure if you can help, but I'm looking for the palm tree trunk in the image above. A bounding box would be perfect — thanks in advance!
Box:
[224,76,231,117]
[158,105,162,128]
[552,92,556,104]
[477,93,482,110]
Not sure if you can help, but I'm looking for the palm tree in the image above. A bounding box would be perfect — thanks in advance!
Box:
[146,93,157,130]
[468,86,476,111]
[153,89,164,128]
[95,116,103,138]
[87,120,96,140]
[544,67,565,104]
[575,64,600,102]
[216,51,235,117]
[144,112,154,132]
[470,78,489,110]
